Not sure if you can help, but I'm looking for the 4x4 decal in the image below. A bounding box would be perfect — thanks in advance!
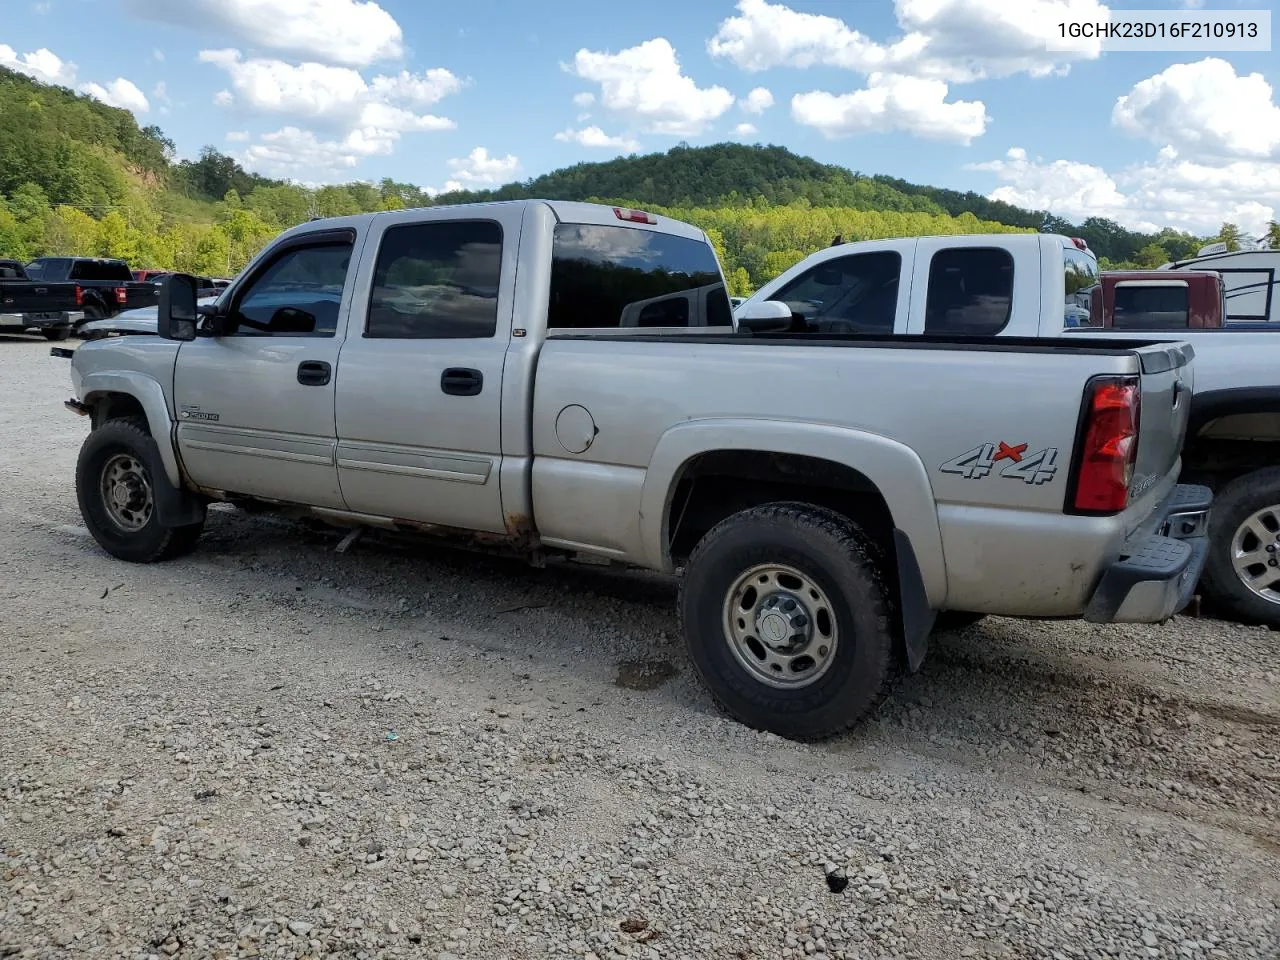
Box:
[940,442,1059,485]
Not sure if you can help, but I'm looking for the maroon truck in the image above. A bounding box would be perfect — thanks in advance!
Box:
[1083,271,1225,330]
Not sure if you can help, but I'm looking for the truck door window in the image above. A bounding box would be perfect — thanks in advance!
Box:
[924,248,1014,335]
[231,242,352,337]
[548,224,730,329]
[770,252,900,333]
[365,220,502,339]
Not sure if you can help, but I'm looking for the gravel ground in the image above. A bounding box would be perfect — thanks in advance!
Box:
[2,335,1278,960]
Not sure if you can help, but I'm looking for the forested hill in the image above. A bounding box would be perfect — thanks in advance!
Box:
[0,65,1211,292]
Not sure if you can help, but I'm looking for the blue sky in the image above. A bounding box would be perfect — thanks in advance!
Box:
[3,0,1279,235]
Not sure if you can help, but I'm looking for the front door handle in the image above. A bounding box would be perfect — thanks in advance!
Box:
[297,360,331,386]
[441,367,483,397]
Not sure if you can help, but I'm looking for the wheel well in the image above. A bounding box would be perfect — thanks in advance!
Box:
[90,392,148,433]
[666,450,894,564]
[1183,415,1280,491]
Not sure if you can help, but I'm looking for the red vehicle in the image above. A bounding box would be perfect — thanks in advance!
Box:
[1084,271,1225,330]
[132,269,167,282]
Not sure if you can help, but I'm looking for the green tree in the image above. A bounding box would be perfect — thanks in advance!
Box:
[1216,222,1243,252]
[41,206,99,255]
[95,210,138,262]
[1133,243,1169,268]
[1264,220,1280,250]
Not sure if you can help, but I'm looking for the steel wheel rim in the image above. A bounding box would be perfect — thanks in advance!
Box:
[722,563,839,689]
[1230,505,1280,604]
[100,453,154,532]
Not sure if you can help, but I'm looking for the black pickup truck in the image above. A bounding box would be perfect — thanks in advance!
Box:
[0,259,83,341]
[24,257,159,324]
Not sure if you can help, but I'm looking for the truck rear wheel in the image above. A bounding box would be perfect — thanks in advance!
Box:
[679,502,895,740]
[41,326,71,341]
[76,417,204,563]
[1201,468,1280,627]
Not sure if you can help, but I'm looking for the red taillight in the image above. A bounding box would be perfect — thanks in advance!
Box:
[1071,376,1141,514]
[613,207,657,225]
[113,286,128,305]
[74,285,83,307]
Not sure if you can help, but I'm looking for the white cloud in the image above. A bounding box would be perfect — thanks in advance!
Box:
[79,78,150,114]
[152,80,169,103]
[200,49,458,178]
[199,50,458,128]
[369,69,464,106]
[567,37,735,136]
[970,146,1280,236]
[226,130,251,142]
[792,73,987,143]
[239,126,362,178]
[554,125,641,152]
[33,1,52,13]
[446,147,521,186]
[152,48,164,61]
[739,86,773,114]
[0,44,77,85]
[121,0,403,67]
[733,122,758,137]
[708,0,1104,83]
[573,92,595,108]
[1112,58,1280,161]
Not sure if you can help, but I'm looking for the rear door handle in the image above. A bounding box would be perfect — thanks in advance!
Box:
[441,367,483,397]
[297,360,331,386]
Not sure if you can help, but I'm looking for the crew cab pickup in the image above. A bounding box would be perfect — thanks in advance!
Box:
[0,259,82,340]
[59,203,1209,739]
[25,257,158,324]
[738,232,1280,626]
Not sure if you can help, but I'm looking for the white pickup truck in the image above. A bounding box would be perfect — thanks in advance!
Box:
[58,203,1209,739]
[737,234,1280,627]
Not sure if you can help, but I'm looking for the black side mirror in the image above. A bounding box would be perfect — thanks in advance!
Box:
[157,274,198,341]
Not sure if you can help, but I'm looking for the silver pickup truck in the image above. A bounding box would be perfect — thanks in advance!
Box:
[738,234,1279,627]
[59,202,1210,739]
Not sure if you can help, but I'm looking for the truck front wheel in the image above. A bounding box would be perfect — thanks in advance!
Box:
[1201,468,1280,627]
[76,418,204,563]
[679,502,896,740]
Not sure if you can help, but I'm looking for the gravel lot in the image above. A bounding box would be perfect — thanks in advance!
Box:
[2,334,1278,960]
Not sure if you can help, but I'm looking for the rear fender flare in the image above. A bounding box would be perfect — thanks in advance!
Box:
[638,418,948,606]
[81,371,181,488]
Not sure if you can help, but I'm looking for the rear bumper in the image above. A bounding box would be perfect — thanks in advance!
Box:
[0,310,84,328]
[1083,483,1212,624]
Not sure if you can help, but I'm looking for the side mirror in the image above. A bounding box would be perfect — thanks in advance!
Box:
[736,298,793,334]
[157,274,198,341]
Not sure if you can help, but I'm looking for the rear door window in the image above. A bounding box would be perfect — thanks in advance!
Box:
[548,224,730,329]
[924,248,1014,335]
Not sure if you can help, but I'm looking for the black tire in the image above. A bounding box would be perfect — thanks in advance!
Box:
[933,611,987,632]
[1200,468,1280,627]
[679,501,896,741]
[76,417,204,563]
[41,326,72,341]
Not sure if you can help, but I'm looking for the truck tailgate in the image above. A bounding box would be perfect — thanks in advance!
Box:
[1128,342,1193,505]
[0,281,79,314]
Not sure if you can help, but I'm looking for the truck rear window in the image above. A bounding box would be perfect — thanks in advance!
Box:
[548,223,731,329]
[69,260,133,281]
[1112,284,1189,330]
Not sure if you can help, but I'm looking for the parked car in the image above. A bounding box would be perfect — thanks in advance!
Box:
[58,203,1208,739]
[737,233,1280,626]
[146,273,223,299]
[0,258,84,340]
[24,257,158,325]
